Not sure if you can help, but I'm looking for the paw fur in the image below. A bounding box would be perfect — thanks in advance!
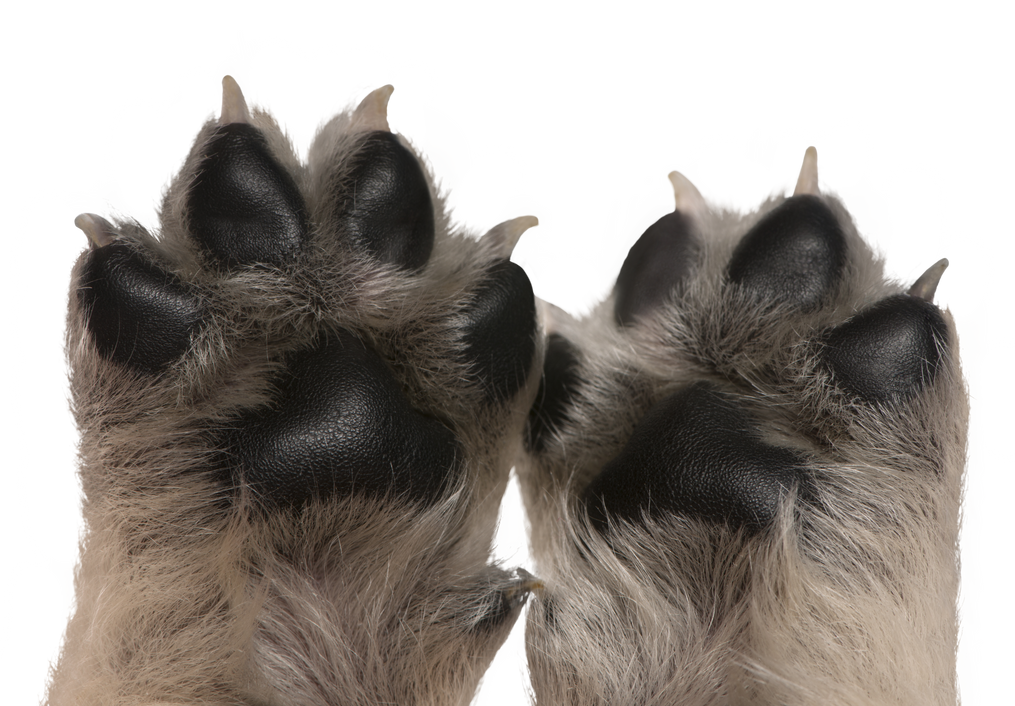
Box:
[519,150,966,705]
[52,78,542,706]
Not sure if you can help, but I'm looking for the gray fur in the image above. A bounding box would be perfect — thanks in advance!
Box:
[519,184,966,704]
[49,85,542,706]
[50,79,966,706]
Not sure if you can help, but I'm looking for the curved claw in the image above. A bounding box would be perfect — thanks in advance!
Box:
[74,213,116,248]
[794,146,819,196]
[367,83,393,120]
[667,171,707,223]
[220,75,250,125]
[485,205,544,254]
[350,85,394,133]
[908,258,949,302]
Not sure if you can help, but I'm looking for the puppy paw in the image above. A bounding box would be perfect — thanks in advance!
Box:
[53,78,542,706]
[520,150,966,705]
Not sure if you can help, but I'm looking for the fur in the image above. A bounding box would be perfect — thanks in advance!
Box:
[519,187,966,705]
[49,83,542,706]
[50,79,967,706]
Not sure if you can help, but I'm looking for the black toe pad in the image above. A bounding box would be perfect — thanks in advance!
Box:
[79,242,204,373]
[460,260,537,403]
[224,329,460,508]
[728,195,846,309]
[334,131,436,270]
[525,334,583,453]
[188,123,311,268]
[584,382,811,533]
[823,294,947,404]
[614,211,699,326]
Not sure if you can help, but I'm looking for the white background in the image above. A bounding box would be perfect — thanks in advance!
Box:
[3,2,1011,703]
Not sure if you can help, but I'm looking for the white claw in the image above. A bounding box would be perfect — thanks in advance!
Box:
[794,146,819,196]
[483,215,538,258]
[220,75,250,125]
[74,213,116,248]
[908,258,949,302]
[334,82,397,134]
[369,84,391,120]
[667,171,707,223]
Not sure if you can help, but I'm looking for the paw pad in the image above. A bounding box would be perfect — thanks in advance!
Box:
[334,131,436,270]
[613,211,700,326]
[727,194,847,309]
[221,329,460,508]
[525,333,582,453]
[823,292,948,404]
[460,260,538,403]
[77,236,203,373]
[583,381,811,533]
[188,122,311,268]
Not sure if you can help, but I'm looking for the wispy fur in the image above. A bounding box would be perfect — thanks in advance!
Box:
[520,188,966,705]
[50,87,542,706]
[51,82,966,706]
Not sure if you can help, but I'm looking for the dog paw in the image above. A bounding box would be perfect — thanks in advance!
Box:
[54,78,542,706]
[519,150,967,705]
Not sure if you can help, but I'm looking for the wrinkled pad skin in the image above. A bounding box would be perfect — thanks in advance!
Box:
[79,242,204,373]
[460,260,537,403]
[584,382,811,534]
[336,131,436,270]
[224,329,460,508]
[188,123,310,268]
[614,211,699,326]
[823,294,947,404]
[728,195,847,309]
[525,334,582,453]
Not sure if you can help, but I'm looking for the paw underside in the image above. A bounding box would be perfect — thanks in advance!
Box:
[58,78,541,706]
[75,89,536,508]
[520,155,964,704]
[57,79,965,706]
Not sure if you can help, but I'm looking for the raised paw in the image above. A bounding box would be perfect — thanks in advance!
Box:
[520,149,966,705]
[53,78,542,706]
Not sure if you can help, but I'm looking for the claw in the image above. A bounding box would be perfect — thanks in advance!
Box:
[908,258,949,302]
[483,215,538,259]
[503,580,544,608]
[794,146,819,196]
[332,82,395,134]
[667,171,707,224]
[220,75,250,125]
[74,213,116,248]
[367,83,393,120]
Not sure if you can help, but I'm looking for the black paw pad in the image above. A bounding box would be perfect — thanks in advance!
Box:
[334,131,435,270]
[225,329,459,508]
[460,260,537,403]
[525,334,582,452]
[823,294,947,404]
[188,123,310,268]
[78,242,204,373]
[614,211,699,326]
[728,195,846,309]
[583,382,810,533]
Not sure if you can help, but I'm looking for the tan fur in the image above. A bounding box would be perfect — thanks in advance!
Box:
[520,188,966,704]
[49,85,542,706]
[51,79,966,705]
